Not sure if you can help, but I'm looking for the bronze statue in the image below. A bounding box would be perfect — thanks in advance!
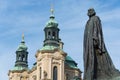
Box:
[83,8,120,80]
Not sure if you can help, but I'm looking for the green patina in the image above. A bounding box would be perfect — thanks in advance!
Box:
[65,56,79,69]
[17,41,27,51]
[16,37,27,51]
[12,66,28,71]
[45,15,58,28]
[40,45,58,51]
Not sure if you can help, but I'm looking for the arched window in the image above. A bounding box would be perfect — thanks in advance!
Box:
[53,66,57,80]
[40,67,42,79]
[48,31,51,39]
[22,55,25,61]
[18,54,21,61]
[48,31,51,35]
[52,32,56,39]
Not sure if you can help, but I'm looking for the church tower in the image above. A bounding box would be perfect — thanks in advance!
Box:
[8,34,29,80]
[15,34,28,69]
[35,7,66,80]
[43,8,60,47]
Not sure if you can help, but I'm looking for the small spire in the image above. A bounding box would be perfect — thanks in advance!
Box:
[50,4,54,15]
[22,33,25,42]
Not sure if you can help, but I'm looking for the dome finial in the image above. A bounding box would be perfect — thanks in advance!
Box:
[50,4,54,15]
[17,33,28,51]
[22,33,25,42]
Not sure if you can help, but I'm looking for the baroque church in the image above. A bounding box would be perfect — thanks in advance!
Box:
[8,8,82,80]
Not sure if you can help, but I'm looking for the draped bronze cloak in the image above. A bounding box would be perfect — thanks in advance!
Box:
[83,15,120,80]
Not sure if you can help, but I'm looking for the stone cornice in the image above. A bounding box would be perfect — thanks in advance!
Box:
[35,49,67,58]
[8,69,28,73]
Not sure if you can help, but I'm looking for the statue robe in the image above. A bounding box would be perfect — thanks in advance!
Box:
[83,16,120,80]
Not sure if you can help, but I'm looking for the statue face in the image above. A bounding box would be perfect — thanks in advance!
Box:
[87,8,96,17]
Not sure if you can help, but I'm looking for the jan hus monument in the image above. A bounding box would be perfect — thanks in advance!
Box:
[83,8,120,80]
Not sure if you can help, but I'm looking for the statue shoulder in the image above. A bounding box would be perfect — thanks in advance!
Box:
[92,16,101,22]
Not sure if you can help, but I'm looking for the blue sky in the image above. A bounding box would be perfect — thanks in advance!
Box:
[0,0,120,80]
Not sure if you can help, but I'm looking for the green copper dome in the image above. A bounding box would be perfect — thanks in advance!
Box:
[45,15,58,28]
[17,35,28,51]
[65,56,75,62]
[65,56,78,69]
[17,42,27,51]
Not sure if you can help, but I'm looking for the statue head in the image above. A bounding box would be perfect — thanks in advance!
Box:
[87,8,96,17]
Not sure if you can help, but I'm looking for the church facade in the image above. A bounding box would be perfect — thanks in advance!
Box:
[8,10,82,80]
